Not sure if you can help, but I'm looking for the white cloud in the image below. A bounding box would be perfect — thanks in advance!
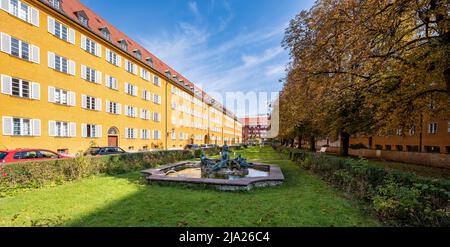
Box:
[188,1,201,21]
[242,47,284,67]
[265,64,286,77]
[136,2,288,115]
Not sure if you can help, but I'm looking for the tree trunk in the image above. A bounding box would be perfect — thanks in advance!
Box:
[309,136,316,152]
[298,135,302,149]
[339,131,350,157]
[290,139,295,148]
[444,67,450,97]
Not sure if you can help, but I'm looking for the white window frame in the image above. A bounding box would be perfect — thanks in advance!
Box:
[105,74,118,90]
[0,0,39,26]
[2,116,40,136]
[0,32,40,63]
[428,122,438,134]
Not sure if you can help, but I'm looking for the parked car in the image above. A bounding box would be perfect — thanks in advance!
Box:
[184,144,200,150]
[0,149,72,164]
[200,144,216,149]
[83,147,127,156]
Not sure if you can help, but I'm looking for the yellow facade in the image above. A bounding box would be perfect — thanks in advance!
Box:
[0,0,241,155]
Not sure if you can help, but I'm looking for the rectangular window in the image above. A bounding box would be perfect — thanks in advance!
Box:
[54,88,68,105]
[55,121,69,137]
[153,130,161,140]
[84,95,98,110]
[11,78,30,98]
[125,60,133,73]
[125,83,137,96]
[126,128,136,139]
[2,0,39,26]
[85,38,96,55]
[9,36,30,60]
[86,124,96,138]
[12,117,31,136]
[153,94,161,104]
[105,75,117,90]
[125,105,136,117]
[106,101,120,115]
[153,75,160,86]
[428,122,438,134]
[153,112,160,122]
[141,129,149,140]
[53,54,69,74]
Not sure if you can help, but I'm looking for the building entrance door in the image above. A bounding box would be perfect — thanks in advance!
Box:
[108,136,118,147]
[107,127,119,147]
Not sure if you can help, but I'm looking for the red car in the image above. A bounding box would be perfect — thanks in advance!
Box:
[0,149,72,164]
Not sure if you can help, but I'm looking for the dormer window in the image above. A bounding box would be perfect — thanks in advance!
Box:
[133,49,142,59]
[99,27,110,40]
[118,39,128,51]
[75,11,89,27]
[145,57,153,67]
[49,0,61,10]
[165,70,171,78]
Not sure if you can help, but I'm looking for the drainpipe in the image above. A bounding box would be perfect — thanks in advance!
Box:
[165,80,168,151]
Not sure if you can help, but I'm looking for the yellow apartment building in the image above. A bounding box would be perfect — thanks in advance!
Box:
[0,0,242,155]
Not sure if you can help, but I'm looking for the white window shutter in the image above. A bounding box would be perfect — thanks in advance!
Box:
[30,7,39,27]
[81,123,87,137]
[117,103,122,114]
[48,120,56,137]
[95,43,102,57]
[68,91,76,106]
[105,48,110,61]
[124,128,128,138]
[81,94,87,108]
[117,55,122,67]
[81,65,87,80]
[95,71,102,84]
[47,86,55,103]
[1,74,12,95]
[124,105,129,116]
[69,122,76,137]
[133,107,138,118]
[134,128,138,138]
[81,35,86,50]
[2,116,12,136]
[68,60,76,75]
[0,0,10,12]
[124,59,129,70]
[31,82,40,100]
[113,78,118,90]
[133,65,138,75]
[96,125,102,138]
[0,32,11,54]
[68,28,76,44]
[105,100,110,113]
[105,74,110,87]
[31,119,41,136]
[95,98,102,111]
[31,45,40,64]
[47,16,55,35]
[48,52,55,69]
[124,82,129,94]
[133,86,138,96]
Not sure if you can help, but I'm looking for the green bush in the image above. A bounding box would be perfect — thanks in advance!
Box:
[279,149,450,226]
[0,150,194,197]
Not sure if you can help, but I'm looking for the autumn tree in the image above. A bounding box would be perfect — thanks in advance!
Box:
[280,0,449,156]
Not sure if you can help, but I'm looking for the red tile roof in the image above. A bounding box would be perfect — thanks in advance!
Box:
[39,0,236,119]
[239,116,269,126]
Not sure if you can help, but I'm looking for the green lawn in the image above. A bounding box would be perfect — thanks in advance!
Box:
[0,147,380,227]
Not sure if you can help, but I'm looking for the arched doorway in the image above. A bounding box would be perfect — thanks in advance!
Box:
[108,127,119,147]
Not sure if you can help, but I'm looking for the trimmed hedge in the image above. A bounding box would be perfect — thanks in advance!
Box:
[275,146,450,226]
[0,150,195,197]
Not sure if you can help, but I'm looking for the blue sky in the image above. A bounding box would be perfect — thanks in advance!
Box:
[80,0,315,116]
